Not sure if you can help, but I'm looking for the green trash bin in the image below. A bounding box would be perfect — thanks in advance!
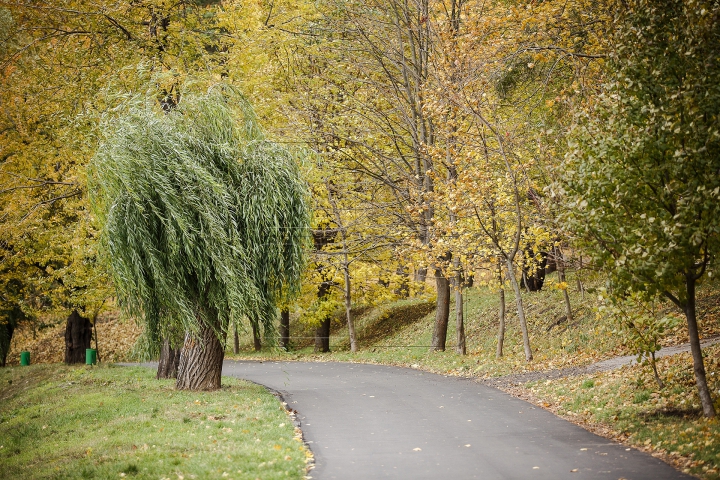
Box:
[20,351,30,366]
[85,348,97,365]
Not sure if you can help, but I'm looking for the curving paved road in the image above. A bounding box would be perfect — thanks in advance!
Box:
[223,360,689,480]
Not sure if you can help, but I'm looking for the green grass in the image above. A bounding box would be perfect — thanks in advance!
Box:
[525,344,720,478]
[0,364,310,480]
[230,272,626,377]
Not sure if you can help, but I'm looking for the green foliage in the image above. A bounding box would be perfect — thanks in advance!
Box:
[600,291,682,363]
[89,87,310,343]
[560,0,720,301]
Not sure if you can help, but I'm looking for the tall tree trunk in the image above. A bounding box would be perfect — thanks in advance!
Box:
[414,267,428,284]
[315,318,331,353]
[453,258,465,355]
[0,322,15,367]
[279,309,290,351]
[315,280,332,353]
[64,310,92,364]
[506,259,533,361]
[233,324,240,354]
[683,277,715,417]
[176,320,225,391]
[157,337,181,379]
[251,323,261,352]
[343,261,357,353]
[555,247,574,323]
[496,260,506,358]
[431,268,450,351]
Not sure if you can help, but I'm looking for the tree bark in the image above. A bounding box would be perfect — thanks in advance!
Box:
[453,258,465,355]
[233,324,240,354]
[683,277,715,417]
[176,321,225,391]
[315,280,332,353]
[251,322,261,352]
[414,267,428,284]
[496,260,506,358]
[506,260,533,361]
[343,262,357,353]
[555,247,574,323]
[64,310,92,364]
[315,317,331,353]
[279,309,290,351]
[157,337,181,379]
[431,268,450,351]
[0,322,15,367]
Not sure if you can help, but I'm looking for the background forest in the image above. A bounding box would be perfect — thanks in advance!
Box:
[2,0,720,448]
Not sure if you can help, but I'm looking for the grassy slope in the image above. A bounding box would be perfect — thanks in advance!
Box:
[0,365,310,480]
[518,344,720,478]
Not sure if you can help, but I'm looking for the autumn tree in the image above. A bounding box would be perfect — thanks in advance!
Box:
[289,0,465,350]
[0,0,232,362]
[560,0,720,417]
[90,88,310,390]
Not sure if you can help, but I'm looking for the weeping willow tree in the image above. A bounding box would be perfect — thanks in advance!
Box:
[90,87,310,390]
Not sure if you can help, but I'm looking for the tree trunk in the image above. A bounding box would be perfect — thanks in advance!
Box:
[315,280,332,353]
[414,267,428,284]
[496,260,506,358]
[453,258,465,355]
[0,322,15,367]
[315,317,331,353]
[343,262,357,353]
[431,268,450,351]
[233,324,240,354]
[506,259,533,361]
[279,309,290,350]
[157,337,181,379]
[555,247,574,323]
[176,321,225,391]
[64,310,92,364]
[650,352,664,389]
[395,266,410,298]
[251,322,261,352]
[455,285,465,355]
[93,319,101,363]
[521,249,547,291]
[684,277,715,417]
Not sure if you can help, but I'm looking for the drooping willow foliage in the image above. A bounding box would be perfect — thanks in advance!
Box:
[89,86,311,347]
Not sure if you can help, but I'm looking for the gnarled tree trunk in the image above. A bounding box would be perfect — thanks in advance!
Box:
[157,337,181,379]
[176,321,225,391]
[64,310,92,364]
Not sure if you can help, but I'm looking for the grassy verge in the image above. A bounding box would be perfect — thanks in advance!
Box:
[0,364,310,480]
[509,343,720,479]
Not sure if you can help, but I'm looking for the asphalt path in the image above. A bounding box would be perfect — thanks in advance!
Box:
[222,360,689,480]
